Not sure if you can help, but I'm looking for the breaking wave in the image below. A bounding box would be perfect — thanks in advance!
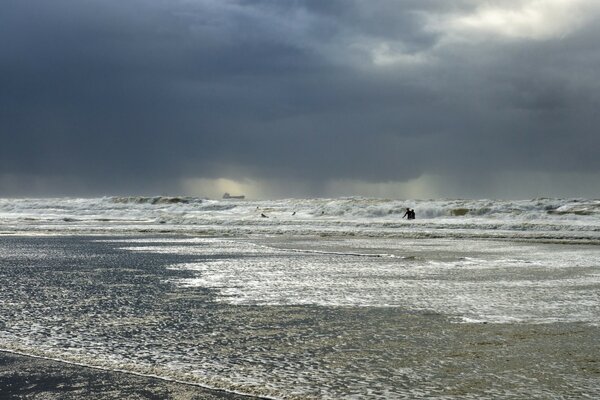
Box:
[110,196,201,205]
[0,197,599,242]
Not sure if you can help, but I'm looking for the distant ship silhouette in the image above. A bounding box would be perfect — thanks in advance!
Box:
[222,192,245,199]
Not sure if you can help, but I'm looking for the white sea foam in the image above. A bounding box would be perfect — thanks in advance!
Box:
[116,237,600,325]
[1,197,599,242]
[1,227,599,399]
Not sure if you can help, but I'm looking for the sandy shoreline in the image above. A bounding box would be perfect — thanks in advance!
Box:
[0,350,258,400]
[1,234,599,398]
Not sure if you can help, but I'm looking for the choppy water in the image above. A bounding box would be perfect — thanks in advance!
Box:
[0,196,599,242]
[0,197,599,398]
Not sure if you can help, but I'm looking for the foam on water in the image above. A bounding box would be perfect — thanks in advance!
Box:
[1,198,600,398]
[1,197,599,242]
[117,237,599,325]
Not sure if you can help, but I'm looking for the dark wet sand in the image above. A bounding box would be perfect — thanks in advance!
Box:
[0,351,257,400]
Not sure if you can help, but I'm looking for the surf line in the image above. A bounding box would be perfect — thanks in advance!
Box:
[281,248,397,258]
[244,241,397,258]
[0,347,276,400]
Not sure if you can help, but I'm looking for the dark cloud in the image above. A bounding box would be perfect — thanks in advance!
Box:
[1,0,599,197]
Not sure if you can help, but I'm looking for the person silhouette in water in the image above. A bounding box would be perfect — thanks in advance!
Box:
[403,208,415,220]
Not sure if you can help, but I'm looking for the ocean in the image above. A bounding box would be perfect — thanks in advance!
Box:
[0,197,599,398]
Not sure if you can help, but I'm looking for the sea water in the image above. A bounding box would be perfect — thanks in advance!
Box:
[0,197,599,398]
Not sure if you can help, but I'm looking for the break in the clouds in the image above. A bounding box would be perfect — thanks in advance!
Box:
[1,0,599,198]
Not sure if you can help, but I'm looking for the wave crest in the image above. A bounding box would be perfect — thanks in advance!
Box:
[110,196,200,205]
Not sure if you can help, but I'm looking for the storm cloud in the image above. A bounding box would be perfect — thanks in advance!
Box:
[1,0,599,198]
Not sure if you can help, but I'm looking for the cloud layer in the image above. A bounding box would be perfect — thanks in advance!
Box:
[1,0,599,198]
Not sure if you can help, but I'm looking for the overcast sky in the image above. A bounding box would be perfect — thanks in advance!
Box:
[1,0,599,199]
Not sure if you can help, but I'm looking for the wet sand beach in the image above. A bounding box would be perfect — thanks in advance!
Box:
[2,319,599,399]
[0,350,257,400]
[1,232,599,398]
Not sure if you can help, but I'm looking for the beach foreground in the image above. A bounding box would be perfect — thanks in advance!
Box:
[0,350,255,399]
[0,197,599,398]
[2,320,599,399]
[1,234,599,398]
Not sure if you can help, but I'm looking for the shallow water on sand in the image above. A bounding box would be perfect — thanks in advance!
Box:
[0,235,598,399]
